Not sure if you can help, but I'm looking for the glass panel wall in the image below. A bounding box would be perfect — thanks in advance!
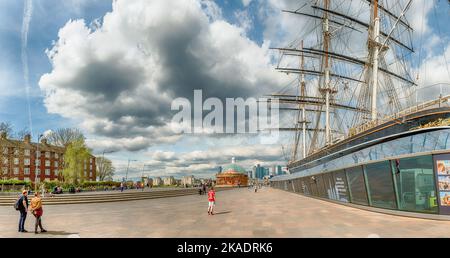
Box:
[394,155,438,214]
[333,170,350,203]
[315,175,327,198]
[309,177,318,197]
[365,161,397,209]
[323,173,338,201]
[346,166,369,205]
[302,179,310,195]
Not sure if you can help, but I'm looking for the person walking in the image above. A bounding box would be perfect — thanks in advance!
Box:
[120,182,124,192]
[207,187,216,216]
[17,190,29,233]
[30,192,47,234]
[202,184,207,195]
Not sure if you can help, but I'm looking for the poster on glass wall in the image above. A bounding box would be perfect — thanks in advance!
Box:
[437,160,450,206]
[437,160,450,175]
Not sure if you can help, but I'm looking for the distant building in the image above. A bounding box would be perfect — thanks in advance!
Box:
[153,177,163,186]
[182,176,195,187]
[0,133,96,183]
[216,157,249,187]
[143,177,153,187]
[163,176,176,186]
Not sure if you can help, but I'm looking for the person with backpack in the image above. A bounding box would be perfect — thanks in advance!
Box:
[30,192,47,234]
[16,190,29,233]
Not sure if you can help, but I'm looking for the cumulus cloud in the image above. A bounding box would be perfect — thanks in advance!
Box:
[39,0,285,152]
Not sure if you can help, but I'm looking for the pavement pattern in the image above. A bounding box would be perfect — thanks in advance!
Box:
[1,187,450,238]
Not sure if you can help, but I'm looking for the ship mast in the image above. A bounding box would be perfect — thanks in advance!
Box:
[371,0,380,121]
[321,0,334,144]
[268,0,416,165]
[293,41,308,160]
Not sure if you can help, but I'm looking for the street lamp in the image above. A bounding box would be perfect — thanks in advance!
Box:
[125,159,138,182]
[34,134,44,192]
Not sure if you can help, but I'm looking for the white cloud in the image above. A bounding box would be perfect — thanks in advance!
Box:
[242,0,252,7]
[39,0,286,153]
[142,143,283,178]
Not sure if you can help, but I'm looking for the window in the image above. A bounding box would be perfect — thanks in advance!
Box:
[36,169,41,175]
[45,169,50,176]
[24,149,30,156]
[45,152,50,158]
[13,167,19,175]
[54,169,59,175]
[346,166,369,205]
[333,170,350,203]
[2,147,8,154]
[36,151,41,157]
[314,175,327,198]
[2,158,8,165]
[24,159,30,166]
[14,149,19,155]
[14,158,19,165]
[55,153,59,159]
[2,167,8,175]
[365,161,397,209]
[45,160,50,167]
[24,168,30,175]
[394,155,438,214]
[322,173,337,200]
[309,177,318,197]
[55,161,59,167]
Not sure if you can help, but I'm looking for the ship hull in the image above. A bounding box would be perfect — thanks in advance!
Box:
[271,109,450,216]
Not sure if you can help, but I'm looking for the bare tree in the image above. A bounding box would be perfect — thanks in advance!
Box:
[14,128,31,140]
[46,128,85,147]
[96,157,115,182]
[0,122,13,137]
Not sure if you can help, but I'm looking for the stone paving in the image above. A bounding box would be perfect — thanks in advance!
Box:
[1,187,450,238]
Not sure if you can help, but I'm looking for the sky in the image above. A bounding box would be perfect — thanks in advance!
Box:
[0,0,449,181]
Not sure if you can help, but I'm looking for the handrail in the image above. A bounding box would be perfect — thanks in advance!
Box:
[349,95,450,138]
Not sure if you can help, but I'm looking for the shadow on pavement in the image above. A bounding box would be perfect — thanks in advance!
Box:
[214,211,232,215]
[41,231,79,236]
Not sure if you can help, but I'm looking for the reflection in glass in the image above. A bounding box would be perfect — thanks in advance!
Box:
[365,161,397,209]
[346,166,369,205]
[394,156,438,214]
[334,170,349,203]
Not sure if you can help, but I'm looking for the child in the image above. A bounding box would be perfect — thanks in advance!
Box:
[207,187,216,215]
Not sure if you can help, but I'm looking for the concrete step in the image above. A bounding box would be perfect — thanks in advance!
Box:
[0,188,233,206]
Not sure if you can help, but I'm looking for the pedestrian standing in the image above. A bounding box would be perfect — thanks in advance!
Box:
[30,192,47,234]
[120,182,124,192]
[207,187,216,216]
[17,190,29,233]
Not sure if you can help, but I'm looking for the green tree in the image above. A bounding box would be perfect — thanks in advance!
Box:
[96,157,115,181]
[62,139,91,184]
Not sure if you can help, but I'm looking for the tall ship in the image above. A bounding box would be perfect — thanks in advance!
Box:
[269,0,450,216]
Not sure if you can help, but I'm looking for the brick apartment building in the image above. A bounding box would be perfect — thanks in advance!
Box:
[0,133,96,183]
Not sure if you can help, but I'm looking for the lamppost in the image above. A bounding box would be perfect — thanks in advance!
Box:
[125,159,138,183]
[34,134,44,192]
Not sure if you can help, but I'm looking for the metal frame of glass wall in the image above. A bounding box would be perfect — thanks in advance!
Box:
[271,153,440,215]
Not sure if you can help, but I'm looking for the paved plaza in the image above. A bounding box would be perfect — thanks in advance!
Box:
[1,188,450,238]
